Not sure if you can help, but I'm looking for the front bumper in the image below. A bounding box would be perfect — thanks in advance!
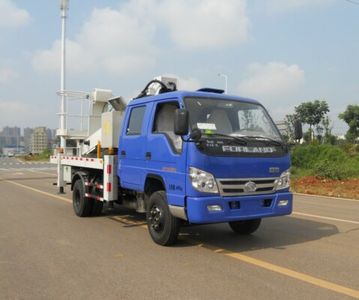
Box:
[186,192,292,224]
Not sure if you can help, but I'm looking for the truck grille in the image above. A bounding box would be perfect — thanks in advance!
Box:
[216,177,277,196]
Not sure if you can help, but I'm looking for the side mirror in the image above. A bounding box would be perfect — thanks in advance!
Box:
[174,109,189,135]
[294,120,303,140]
[190,128,202,141]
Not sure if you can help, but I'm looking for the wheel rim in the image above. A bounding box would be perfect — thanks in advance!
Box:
[74,188,81,210]
[149,205,164,232]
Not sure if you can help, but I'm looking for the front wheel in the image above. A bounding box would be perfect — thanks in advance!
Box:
[146,191,180,246]
[228,219,262,235]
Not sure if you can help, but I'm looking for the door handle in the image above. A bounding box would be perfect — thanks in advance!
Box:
[145,152,151,160]
[121,150,126,156]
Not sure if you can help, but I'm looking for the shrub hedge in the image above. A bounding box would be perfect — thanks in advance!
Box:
[291,144,359,180]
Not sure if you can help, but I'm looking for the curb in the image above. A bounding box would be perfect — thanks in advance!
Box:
[294,192,358,202]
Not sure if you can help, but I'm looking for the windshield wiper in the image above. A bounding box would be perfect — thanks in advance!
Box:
[203,133,248,145]
[243,135,283,146]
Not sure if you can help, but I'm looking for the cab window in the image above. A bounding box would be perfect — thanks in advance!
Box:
[126,106,146,135]
[153,101,182,153]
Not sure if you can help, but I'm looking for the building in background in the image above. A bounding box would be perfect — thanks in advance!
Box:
[2,146,25,156]
[0,126,21,153]
[23,127,34,153]
[46,128,58,149]
[31,127,48,154]
[0,126,56,155]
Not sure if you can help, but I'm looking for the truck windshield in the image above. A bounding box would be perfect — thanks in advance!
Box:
[184,97,282,141]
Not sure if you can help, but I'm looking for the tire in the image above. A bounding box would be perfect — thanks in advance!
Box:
[91,200,103,216]
[228,219,262,235]
[72,179,93,217]
[91,180,104,216]
[146,191,180,246]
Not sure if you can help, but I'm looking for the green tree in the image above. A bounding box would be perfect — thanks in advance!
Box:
[295,100,329,142]
[284,113,299,142]
[338,105,359,143]
[303,129,312,144]
[321,116,336,145]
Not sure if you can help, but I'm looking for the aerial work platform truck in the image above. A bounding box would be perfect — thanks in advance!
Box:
[51,77,302,245]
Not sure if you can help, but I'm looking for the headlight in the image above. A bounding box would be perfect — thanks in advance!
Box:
[189,167,219,194]
[275,170,290,190]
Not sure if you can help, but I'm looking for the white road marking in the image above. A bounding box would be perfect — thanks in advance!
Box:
[0,167,55,172]
[293,212,359,225]
[28,169,56,176]
[1,176,359,298]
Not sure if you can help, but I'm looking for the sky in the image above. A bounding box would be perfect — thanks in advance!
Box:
[0,0,358,134]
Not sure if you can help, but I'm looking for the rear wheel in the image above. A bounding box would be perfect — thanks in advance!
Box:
[91,200,103,216]
[146,191,180,246]
[72,179,93,217]
[228,219,262,235]
[90,180,104,216]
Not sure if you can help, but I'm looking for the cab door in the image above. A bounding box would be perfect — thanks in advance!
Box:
[145,99,187,207]
[119,104,150,191]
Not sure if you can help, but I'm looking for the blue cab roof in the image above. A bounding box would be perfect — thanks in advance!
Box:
[128,90,260,107]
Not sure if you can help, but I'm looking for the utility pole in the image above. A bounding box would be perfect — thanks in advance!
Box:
[59,0,69,150]
[57,0,69,194]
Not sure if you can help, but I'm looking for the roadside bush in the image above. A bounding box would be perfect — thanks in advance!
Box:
[22,149,51,161]
[291,144,320,169]
[38,149,51,159]
[291,144,359,179]
[313,159,354,180]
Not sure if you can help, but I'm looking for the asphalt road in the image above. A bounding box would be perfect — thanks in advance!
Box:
[0,156,55,171]
[0,165,358,299]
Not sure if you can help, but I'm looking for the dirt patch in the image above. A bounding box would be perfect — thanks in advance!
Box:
[292,176,359,200]
[17,155,49,162]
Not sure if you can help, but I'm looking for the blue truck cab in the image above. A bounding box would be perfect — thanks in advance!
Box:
[118,87,295,245]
